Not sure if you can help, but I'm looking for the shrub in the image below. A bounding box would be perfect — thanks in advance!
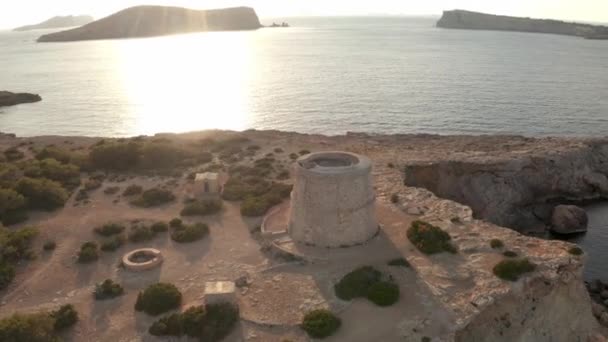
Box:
[387,258,410,268]
[51,304,78,331]
[94,223,125,237]
[569,246,584,256]
[0,312,56,341]
[299,150,311,155]
[128,225,155,243]
[0,262,16,290]
[94,279,124,300]
[503,250,518,257]
[135,283,182,315]
[3,147,24,161]
[274,148,284,153]
[240,183,292,217]
[171,223,209,243]
[387,162,395,168]
[390,193,399,203]
[366,281,400,306]
[180,199,222,216]
[0,209,28,226]
[149,303,238,340]
[89,141,140,170]
[16,177,68,211]
[0,226,38,262]
[169,218,182,228]
[149,313,184,336]
[139,142,184,170]
[35,146,73,164]
[84,178,102,191]
[123,184,143,196]
[276,170,290,180]
[77,241,98,263]
[0,188,27,222]
[334,266,381,301]
[289,153,298,160]
[151,221,169,233]
[407,220,456,254]
[100,235,125,252]
[131,188,175,207]
[23,158,80,190]
[103,186,120,195]
[301,309,341,339]
[492,258,536,281]
[43,241,56,251]
[490,239,504,249]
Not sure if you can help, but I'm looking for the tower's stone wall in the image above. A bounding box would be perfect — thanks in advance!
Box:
[288,151,377,247]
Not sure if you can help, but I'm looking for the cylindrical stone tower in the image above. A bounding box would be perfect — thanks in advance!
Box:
[288,151,377,248]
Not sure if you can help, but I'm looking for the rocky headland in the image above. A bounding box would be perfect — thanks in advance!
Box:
[13,15,93,32]
[0,91,41,107]
[37,6,261,42]
[437,10,608,39]
[0,130,606,341]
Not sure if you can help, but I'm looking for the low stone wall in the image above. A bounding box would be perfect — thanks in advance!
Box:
[122,248,163,271]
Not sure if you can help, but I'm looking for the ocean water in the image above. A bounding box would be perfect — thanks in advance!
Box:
[1,16,607,138]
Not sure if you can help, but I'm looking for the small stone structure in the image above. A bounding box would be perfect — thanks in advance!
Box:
[122,248,163,271]
[288,151,378,247]
[204,281,237,306]
[194,172,220,197]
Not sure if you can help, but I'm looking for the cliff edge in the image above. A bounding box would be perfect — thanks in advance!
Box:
[37,6,261,42]
[13,15,93,32]
[437,10,608,39]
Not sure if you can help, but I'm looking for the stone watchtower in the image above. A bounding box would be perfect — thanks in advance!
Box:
[288,151,378,247]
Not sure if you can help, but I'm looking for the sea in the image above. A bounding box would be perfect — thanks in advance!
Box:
[1,16,608,280]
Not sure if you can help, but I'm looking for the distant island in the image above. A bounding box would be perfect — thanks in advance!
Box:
[37,6,261,42]
[13,15,93,32]
[437,10,608,39]
[0,91,41,107]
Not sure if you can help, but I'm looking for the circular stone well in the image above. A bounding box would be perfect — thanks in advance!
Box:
[288,151,377,247]
[122,248,163,271]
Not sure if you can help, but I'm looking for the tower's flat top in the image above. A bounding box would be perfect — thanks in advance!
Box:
[195,172,219,181]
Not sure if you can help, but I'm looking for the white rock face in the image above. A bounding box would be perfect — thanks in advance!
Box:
[288,151,377,247]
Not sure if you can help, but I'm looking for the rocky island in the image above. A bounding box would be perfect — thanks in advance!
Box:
[0,91,41,107]
[37,6,262,42]
[13,15,93,32]
[437,9,608,39]
[0,130,607,341]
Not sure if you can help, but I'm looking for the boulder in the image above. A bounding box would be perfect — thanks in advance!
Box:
[592,302,605,318]
[602,290,608,300]
[551,205,588,234]
[0,91,41,107]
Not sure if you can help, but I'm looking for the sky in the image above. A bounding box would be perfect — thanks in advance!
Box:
[2,0,608,29]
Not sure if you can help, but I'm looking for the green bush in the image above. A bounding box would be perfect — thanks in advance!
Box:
[387,258,410,268]
[122,184,143,196]
[103,186,120,195]
[135,283,182,316]
[77,242,98,263]
[366,281,400,307]
[16,177,68,211]
[89,141,140,170]
[100,236,125,252]
[171,223,209,243]
[301,309,341,339]
[128,225,155,243]
[0,262,16,290]
[569,246,584,255]
[492,258,536,281]
[490,239,504,249]
[43,241,56,251]
[390,193,399,203]
[149,303,238,341]
[0,188,27,224]
[299,150,311,155]
[151,221,169,233]
[407,220,456,254]
[4,147,24,161]
[35,146,73,164]
[50,304,78,331]
[503,250,518,258]
[0,226,38,289]
[334,266,381,301]
[149,312,184,336]
[94,223,125,237]
[0,312,56,341]
[83,178,102,191]
[180,199,222,216]
[240,183,292,217]
[130,188,175,207]
[23,158,80,190]
[94,279,124,300]
[169,218,183,228]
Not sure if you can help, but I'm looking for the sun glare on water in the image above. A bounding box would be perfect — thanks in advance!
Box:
[114,32,255,135]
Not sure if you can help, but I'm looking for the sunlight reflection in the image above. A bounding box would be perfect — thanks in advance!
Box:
[115,32,254,135]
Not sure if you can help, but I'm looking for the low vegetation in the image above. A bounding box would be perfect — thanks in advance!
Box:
[94,279,124,300]
[43,240,56,251]
[333,266,400,306]
[366,281,400,306]
[0,304,78,341]
[171,222,209,243]
[390,193,399,203]
[94,223,125,237]
[100,235,125,252]
[387,257,410,268]
[0,226,38,290]
[180,199,222,216]
[503,250,518,257]
[407,220,457,254]
[301,309,341,339]
[122,184,143,196]
[569,246,584,256]
[490,239,504,249]
[135,282,182,316]
[240,183,292,217]
[128,225,156,243]
[149,303,239,341]
[151,221,169,233]
[130,188,175,207]
[16,177,68,211]
[492,258,536,281]
[77,241,99,263]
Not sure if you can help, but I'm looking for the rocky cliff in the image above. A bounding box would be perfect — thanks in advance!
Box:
[437,10,608,39]
[37,6,261,42]
[0,91,41,107]
[13,15,93,32]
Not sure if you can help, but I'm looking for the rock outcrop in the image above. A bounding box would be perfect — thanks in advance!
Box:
[0,91,41,107]
[13,15,93,32]
[403,138,608,231]
[437,10,608,39]
[37,6,261,42]
[551,205,588,234]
